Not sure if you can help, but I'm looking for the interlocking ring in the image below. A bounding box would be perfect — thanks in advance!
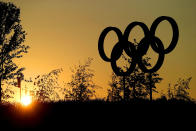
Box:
[98,16,179,76]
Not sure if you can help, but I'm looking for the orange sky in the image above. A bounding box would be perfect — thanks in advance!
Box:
[2,0,196,100]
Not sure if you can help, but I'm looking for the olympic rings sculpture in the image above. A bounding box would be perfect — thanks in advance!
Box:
[98,16,179,76]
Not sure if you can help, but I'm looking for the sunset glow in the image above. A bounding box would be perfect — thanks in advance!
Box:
[21,95,32,106]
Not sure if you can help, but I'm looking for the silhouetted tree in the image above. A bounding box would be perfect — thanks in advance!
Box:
[1,79,15,102]
[107,56,162,101]
[0,2,29,102]
[33,69,63,102]
[124,40,163,100]
[167,77,192,101]
[107,72,123,102]
[65,58,95,101]
[167,84,174,100]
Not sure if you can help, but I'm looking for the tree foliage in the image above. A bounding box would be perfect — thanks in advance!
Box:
[1,80,15,102]
[0,2,29,102]
[107,56,162,101]
[33,69,63,102]
[107,72,123,102]
[167,77,192,101]
[65,58,95,101]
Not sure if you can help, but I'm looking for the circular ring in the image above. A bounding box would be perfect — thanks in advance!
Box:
[123,22,150,57]
[137,36,165,73]
[150,16,179,54]
[110,42,124,61]
[111,57,137,76]
[98,27,123,62]
[124,21,150,41]
[110,41,137,76]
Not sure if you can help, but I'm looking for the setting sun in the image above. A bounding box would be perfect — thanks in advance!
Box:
[21,95,32,106]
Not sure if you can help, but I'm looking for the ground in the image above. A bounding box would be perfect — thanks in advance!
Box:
[0,100,195,128]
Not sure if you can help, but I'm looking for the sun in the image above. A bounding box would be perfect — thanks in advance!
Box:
[21,95,32,106]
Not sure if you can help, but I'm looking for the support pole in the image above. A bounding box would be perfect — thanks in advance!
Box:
[123,75,126,101]
[17,77,21,102]
[20,86,21,102]
[149,73,152,102]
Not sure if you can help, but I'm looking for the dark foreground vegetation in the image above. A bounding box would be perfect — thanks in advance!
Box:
[0,99,196,128]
